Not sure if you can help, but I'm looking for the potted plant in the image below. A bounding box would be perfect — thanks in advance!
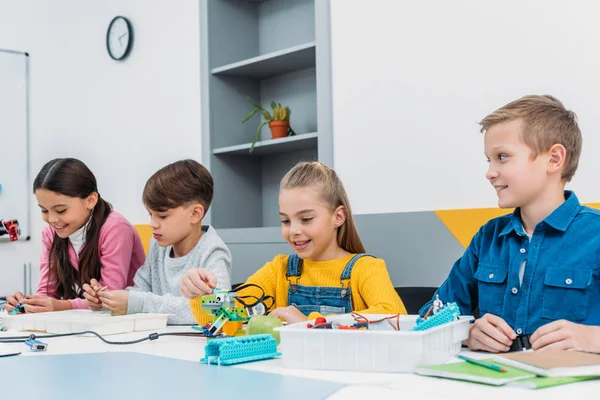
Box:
[242,97,295,153]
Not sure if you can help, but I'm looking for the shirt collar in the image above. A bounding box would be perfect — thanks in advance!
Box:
[498,191,581,237]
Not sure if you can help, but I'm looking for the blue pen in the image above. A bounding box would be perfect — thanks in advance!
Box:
[458,354,507,372]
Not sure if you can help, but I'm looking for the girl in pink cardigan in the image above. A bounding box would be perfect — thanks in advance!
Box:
[4,158,145,312]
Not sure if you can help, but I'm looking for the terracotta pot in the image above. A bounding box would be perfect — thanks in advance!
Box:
[268,121,290,139]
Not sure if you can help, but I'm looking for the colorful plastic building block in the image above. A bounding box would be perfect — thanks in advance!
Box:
[9,304,25,315]
[412,302,460,331]
[200,334,281,365]
[195,288,253,338]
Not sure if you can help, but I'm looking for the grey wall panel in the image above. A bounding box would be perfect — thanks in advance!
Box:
[229,242,292,285]
[354,212,463,287]
[220,211,464,287]
[208,0,258,67]
[314,0,333,167]
[258,0,315,54]
[210,75,260,149]
[211,154,262,229]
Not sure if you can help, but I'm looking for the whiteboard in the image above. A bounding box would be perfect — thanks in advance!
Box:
[0,50,30,241]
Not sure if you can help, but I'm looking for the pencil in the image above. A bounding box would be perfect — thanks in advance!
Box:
[458,355,507,372]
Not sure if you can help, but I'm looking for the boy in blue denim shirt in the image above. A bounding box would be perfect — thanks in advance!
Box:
[421,95,600,353]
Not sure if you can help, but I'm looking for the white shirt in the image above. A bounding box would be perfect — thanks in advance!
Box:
[69,219,90,258]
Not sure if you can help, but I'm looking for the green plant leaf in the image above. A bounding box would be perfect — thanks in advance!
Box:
[250,120,269,153]
[242,108,259,123]
[261,110,272,121]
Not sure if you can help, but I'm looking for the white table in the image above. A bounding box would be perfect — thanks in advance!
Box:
[1,322,599,399]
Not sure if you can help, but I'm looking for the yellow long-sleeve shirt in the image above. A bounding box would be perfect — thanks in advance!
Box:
[190,253,407,325]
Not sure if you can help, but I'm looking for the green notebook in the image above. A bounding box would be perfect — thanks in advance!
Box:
[415,359,535,386]
[509,376,600,389]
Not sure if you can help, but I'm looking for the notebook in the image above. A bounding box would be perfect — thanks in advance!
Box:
[493,350,600,378]
[0,343,21,357]
[414,359,536,386]
[508,376,599,389]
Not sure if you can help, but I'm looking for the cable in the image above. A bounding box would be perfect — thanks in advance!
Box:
[0,330,207,345]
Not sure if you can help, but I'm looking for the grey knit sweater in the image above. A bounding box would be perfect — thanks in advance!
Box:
[127,226,232,324]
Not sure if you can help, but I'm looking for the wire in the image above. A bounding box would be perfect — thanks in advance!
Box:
[0,330,207,345]
[351,312,401,331]
[229,283,275,313]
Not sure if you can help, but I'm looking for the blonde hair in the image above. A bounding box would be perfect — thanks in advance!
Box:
[280,162,365,254]
[479,95,582,182]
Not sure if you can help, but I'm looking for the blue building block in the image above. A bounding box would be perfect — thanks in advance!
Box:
[10,304,25,315]
[200,334,281,366]
[411,302,460,331]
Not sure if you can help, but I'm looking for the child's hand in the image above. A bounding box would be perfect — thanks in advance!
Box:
[5,291,25,313]
[97,290,129,316]
[22,295,66,313]
[269,306,307,324]
[82,278,104,311]
[465,313,517,352]
[180,268,217,299]
[530,320,600,352]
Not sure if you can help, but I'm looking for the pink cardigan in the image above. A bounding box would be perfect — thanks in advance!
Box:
[36,211,146,309]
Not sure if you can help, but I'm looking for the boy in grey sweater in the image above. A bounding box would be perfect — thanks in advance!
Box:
[86,159,231,324]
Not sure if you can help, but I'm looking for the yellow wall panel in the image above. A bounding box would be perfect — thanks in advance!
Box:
[436,202,600,249]
[134,224,153,255]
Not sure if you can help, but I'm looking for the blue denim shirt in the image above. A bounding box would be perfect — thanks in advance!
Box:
[420,191,600,335]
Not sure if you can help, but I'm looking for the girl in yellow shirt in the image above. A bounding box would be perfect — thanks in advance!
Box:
[181,161,406,324]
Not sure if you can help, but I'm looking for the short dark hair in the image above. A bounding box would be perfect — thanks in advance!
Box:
[143,159,214,213]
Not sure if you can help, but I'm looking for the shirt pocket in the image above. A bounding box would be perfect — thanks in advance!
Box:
[474,264,508,316]
[542,268,593,321]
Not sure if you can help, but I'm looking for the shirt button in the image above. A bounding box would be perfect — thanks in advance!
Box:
[511,287,518,294]
[565,278,573,285]
[516,328,523,335]
[489,273,495,279]
[520,248,526,254]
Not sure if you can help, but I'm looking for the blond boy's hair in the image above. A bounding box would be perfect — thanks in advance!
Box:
[479,95,582,182]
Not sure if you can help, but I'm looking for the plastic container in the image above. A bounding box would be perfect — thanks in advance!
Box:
[1,310,168,335]
[275,314,471,373]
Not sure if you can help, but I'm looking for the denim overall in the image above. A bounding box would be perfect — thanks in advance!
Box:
[286,253,374,316]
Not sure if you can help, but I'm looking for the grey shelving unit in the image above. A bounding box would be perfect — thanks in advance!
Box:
[200,0,332,245]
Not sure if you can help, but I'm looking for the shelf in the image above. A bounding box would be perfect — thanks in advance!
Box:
[211,42,316,80]
[213,132,317,156]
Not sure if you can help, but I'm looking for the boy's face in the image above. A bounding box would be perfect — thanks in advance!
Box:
[147,205,200,247]
[484,119,552,209]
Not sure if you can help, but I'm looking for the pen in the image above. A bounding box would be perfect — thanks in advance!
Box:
[458,355,506,372]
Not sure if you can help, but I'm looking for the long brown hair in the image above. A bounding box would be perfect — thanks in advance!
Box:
[280,162,365,254]
[33,158,112,299]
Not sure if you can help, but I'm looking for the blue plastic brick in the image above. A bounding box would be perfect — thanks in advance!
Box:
[200,334,281,366]
[10,304,25,315]
[411,302,460,331]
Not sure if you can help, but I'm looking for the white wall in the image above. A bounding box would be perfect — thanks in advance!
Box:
[0,0,201,295]
[331,0,600,214]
